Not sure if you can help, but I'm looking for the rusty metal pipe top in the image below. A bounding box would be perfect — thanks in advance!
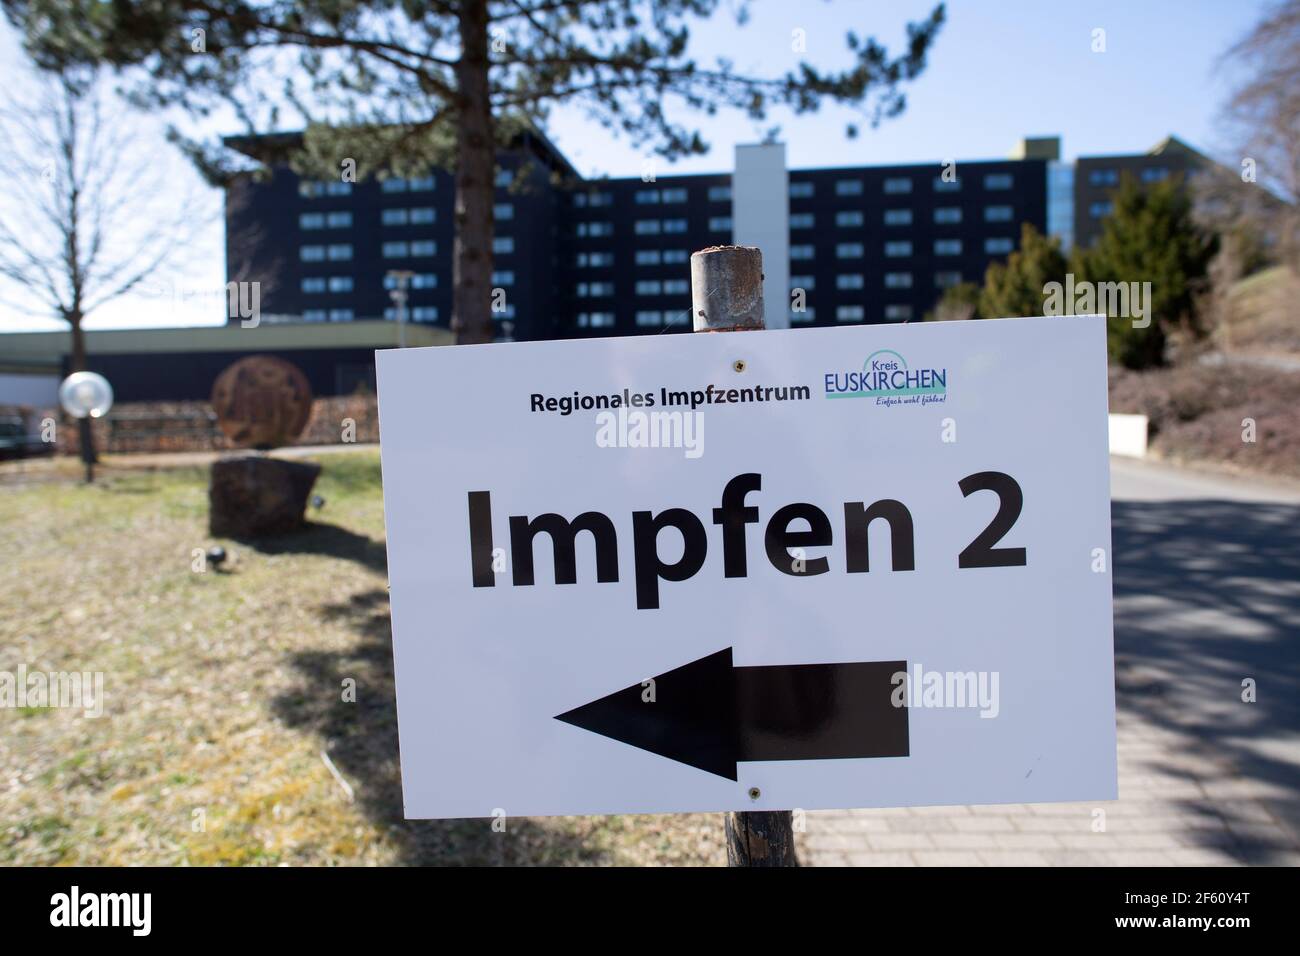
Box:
[690,245,766,332]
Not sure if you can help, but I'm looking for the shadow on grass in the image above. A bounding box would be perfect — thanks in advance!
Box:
[1111,497,1300,862]
[271,588,606,866]
[238,521,389,575]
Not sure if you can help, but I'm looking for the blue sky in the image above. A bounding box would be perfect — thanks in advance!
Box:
[549,0,1270,175]
[0,0,1272,332]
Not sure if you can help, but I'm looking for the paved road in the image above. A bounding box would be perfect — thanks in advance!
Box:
[800,456,1300,866]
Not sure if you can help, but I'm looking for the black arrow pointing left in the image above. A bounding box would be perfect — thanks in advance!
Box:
[555,648,909,780]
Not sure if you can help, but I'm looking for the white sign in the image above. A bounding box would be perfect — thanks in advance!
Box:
[376,315,1117,819]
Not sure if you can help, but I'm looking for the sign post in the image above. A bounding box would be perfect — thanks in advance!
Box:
[690,245,796,867]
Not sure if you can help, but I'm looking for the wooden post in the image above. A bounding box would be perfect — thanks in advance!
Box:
[690,244,798,868]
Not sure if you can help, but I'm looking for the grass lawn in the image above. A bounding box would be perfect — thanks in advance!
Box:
[0,451,725,865]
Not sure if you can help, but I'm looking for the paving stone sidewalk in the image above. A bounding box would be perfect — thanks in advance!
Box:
[799,459,1300,867]
[799,711,1300,866]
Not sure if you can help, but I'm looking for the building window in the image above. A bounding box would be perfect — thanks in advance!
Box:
[1141,167,1169,183]
[836,305,865,322]
[327,244,352,261]
[883,177,912,194]
[1088,169,1119,186]
[383,241,409,258]
[663,219,688,234]
[933,177,961,192]
[298,181,325,198]
[635,280,662,295]
[984,205,1014,222]
[303,309,327,321]
[661,188,688,203]
[328,308,354,321]
[984,237,1014,254]
[790,275,815,290]
[410,207,436,224]
[578,251,615,267]
[790,244,814,261]
[708,185,732,202]
[325,181,352,196]
[790,307,815,322]
[325,211,351,228]
[328,276,354,293]
[389,305,438,322]
[409,176,436,191]
[573,190,611,207]
[411,240,437,256]
[663,279,688,295]
[934,207,962,224]
[709,216,732,232]
[382,209,409,226]
[836,273,865,290]
[492,271,515,286]
[790,213,815,229]
[984,173,1014,190]
[885,304,913,322]
[635,190,660,204]
[494,203,514,220]
[301,277,326,293]
[1088,201,1113,218]
[636,310,664,326]
[577,281,614,297]
[299,213,325,230]
[885,240,913,257]
[934,239,963,256]
[632,248,686,265]
[381,178,408,193]
[495,169,514,188]
[576,311,615,328]
[836,242,864,258]
[300,245,325,262]
[883,208,913,226]
[884,272,913,289]
[789,181,814,199]
[836,179,864,196]
[635,220,662,235]
[835,211,864,228]
[934,271,963,288]
[411,273,437,290]
[494,237,515,254]
[577,221,613,237]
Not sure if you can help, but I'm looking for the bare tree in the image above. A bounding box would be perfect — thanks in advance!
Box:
[0,64,203,372]
[1215,0,1300,272]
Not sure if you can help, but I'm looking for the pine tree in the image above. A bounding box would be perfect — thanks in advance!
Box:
[1075,175,1216,368]
[3,0,946,343]
[978,224,1068,321]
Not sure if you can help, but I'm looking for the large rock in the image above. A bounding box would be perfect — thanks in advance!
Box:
[209,454,321,538]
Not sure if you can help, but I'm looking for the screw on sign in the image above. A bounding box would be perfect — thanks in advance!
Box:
[210,355,313,450]
[689,244,798,868]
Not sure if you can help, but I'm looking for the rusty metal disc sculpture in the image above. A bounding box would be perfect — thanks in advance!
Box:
[211,356,313,449]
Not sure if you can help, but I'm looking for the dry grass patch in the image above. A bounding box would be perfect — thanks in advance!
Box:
[0,451,725,866]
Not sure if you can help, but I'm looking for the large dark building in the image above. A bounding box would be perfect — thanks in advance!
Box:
[223,132,1065,343]
[1073,136,1205,249]
[0,132,1206,407]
